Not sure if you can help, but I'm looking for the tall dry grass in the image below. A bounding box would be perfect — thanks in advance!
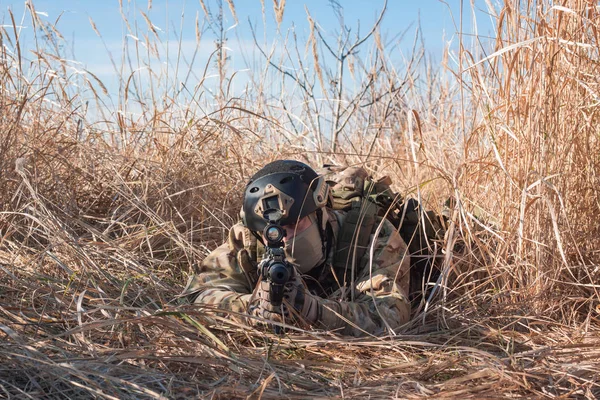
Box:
[0,0,599,398]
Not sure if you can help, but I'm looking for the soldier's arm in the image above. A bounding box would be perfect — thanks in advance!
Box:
[180,223,256,313]
[315,219,411,336]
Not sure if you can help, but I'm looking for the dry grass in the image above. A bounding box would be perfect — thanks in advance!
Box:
[1,0,599,398]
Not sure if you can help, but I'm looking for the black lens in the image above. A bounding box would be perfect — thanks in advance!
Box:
[266,226,282,241]
[264,223,285,244]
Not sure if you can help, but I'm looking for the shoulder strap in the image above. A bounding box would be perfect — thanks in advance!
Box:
[332,200,378,290]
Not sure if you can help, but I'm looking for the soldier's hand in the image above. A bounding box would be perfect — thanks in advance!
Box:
[249,271,319,328]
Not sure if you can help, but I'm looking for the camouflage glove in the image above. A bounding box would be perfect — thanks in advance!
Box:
[249,270,320,327]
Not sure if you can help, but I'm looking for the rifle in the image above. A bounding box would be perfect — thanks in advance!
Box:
[258,209,293,308]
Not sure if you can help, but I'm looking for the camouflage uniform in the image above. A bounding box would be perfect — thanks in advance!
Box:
[181,209,411,336]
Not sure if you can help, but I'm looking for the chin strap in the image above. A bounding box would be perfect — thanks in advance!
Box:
[251,229,265,247]
[315,208,327,258]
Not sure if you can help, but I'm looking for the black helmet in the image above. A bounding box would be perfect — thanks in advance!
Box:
[241,160,329,231]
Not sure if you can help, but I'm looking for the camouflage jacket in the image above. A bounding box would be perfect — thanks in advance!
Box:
[181,209,411,336]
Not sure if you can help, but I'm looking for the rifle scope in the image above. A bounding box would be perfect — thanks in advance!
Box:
[260,213,291,307]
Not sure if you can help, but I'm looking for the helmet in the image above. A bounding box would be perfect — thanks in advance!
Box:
[241,160,329,232]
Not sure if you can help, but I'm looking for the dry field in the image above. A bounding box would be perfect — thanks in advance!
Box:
[1,0,599,398]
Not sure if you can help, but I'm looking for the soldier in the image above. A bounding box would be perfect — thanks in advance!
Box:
[180,160,412,336]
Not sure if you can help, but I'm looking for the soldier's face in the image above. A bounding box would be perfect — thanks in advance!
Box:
[281,214,313,242]
[280,212,325,272]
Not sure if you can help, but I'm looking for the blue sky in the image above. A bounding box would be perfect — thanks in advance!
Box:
[0,1,496,100]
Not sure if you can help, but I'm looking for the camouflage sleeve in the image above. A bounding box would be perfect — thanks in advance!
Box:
[317,218,411,336]
[180,223,257,313]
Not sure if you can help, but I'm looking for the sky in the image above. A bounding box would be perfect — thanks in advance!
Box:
[0,0,497,101]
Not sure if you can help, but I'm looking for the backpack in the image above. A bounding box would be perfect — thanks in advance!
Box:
[317,165,446,300]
